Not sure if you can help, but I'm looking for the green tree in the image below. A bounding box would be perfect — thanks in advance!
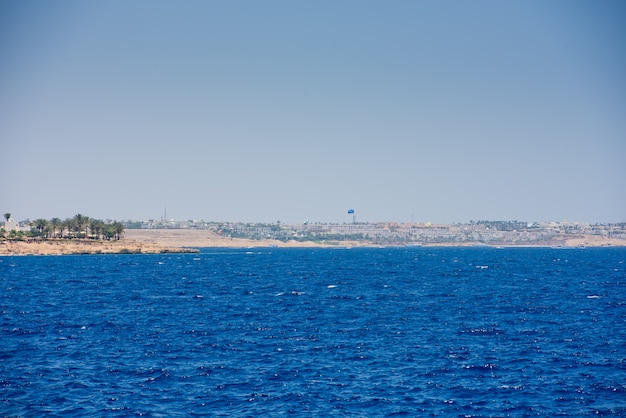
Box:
[3,213,10,222]
[50,217,62,238]
[73,213,89,238]
[112,221,125,240]
[31,218,49,238]
[103,224,115,240]
[62,218,76,238]
[89,219,105,240]
[9,229,23,240]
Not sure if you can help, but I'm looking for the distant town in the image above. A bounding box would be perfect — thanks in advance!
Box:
[123,218,626,247]
[3,212,626,247]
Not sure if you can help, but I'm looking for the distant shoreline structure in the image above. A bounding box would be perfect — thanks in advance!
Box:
[123,227,626,250]
[2,219,625,255]
[124,219,626,248]
[1,229,624,256]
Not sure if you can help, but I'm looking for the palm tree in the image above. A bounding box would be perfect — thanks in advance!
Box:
[62,218,76,238]
[50,217,62,238]
[103,223,115,240]
[89,219,105,240]
[112,221,125,240]
[31,218,49,238]
[73,213,89,239]
[83,215,90,238]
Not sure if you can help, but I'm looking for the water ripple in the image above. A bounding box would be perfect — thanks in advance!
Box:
[1,248,625,416]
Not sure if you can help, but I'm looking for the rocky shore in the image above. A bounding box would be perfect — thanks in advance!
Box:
[0,238,199,256]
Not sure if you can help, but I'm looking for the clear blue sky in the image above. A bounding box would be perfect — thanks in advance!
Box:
[1,1,625,224]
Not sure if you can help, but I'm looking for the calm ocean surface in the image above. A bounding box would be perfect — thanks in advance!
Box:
[1,247,625,417]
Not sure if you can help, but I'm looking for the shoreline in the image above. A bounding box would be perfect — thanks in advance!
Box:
[1,229,624,256]
[0,238,199,256]
[124,229,626,249]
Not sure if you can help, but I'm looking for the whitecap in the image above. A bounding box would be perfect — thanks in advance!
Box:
[500,385,523,390]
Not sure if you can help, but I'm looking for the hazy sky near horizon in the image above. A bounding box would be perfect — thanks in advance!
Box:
[1,1,625,224]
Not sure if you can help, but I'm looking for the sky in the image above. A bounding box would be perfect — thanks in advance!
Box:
[1,1,625,224]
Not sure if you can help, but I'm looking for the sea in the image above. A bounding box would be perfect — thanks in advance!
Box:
[1,247,625,417]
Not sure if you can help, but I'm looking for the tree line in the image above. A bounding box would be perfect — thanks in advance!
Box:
[2,213,125,241]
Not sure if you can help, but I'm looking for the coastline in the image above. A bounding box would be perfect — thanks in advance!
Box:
[1,229,624,256]
[123,229,370,249]
[0,238,199,256]
[124,229,626,249]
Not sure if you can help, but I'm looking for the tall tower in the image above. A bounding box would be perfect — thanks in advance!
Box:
[348,209,355,224]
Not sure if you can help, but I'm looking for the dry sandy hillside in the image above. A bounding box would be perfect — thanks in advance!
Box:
[123,229,364,248]
[125,229,626,248]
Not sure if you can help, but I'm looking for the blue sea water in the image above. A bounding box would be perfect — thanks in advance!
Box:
[1,247,625,417]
